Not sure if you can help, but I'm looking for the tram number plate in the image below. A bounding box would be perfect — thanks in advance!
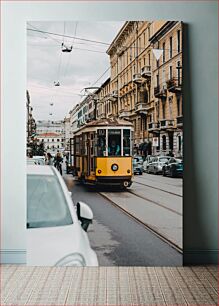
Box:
[108,130,121,135]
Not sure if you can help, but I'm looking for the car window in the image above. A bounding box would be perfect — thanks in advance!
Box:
[159,157,169,163]
[27,174,73,228]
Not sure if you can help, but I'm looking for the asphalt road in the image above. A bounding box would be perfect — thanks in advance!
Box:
[64,174,182,266]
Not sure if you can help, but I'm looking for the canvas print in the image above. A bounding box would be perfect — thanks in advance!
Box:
[27,21,183,266]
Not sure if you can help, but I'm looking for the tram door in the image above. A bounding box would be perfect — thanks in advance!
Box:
[87,132,95,177]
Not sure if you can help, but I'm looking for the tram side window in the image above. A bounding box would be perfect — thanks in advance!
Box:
[108,129,121,156]
[97,129,106,157]
[123,129,131,156]
[75,136,80,155]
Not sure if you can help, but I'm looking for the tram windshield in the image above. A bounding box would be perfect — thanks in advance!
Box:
[108,129,121,156]
[97,129,106,156]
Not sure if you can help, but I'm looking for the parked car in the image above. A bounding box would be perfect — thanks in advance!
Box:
[27,158,45,165]
[162,157,183,177]
[147,156,171,174]
[133,155,144,165]
[133,157,143,175]
[143,155,154,172]
[27,165,98,266]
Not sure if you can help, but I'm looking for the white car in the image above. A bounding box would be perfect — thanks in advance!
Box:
[143,155,154,172]
[147,156,171,174]
[27,165,98,266]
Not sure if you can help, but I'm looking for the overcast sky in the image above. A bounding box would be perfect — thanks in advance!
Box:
[27,21,124,121]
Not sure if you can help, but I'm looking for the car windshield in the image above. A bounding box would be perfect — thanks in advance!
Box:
[27,174,73,228]
[27,159,44,165]
[159,157,170,163]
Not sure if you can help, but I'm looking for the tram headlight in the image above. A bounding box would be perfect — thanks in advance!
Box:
[98,169,102,174]
[127,169,131,174]
[111,164,119,171]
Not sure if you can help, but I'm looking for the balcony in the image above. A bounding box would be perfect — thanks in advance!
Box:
[141,66,151,78]
[160,119,174,129]
[176,115,183,127]
[154,85,167,99]
[148,122,160,132]
[133,73,143,84]
[119,109,131,118]
[166,78,182,93]
[135,102,147,114]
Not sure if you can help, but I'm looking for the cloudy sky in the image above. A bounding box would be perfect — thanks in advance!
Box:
[27,21,124,121]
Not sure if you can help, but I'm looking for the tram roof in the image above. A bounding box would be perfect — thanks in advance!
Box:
[76,118,133,132]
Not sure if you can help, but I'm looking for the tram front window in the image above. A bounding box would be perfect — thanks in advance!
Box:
[108,129,121,156]
[97,129,106,156]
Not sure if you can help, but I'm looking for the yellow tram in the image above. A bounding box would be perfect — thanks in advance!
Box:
[72,118,134,189]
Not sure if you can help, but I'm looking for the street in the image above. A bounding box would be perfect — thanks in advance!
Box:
[64,171,182,266]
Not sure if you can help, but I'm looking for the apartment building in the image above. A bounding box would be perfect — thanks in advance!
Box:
[150,21,183,156]
[105,21,183,156]
[96,78,112,119]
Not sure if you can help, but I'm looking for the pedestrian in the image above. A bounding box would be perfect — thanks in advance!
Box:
[54,150,63,174]
[46,153,53,165]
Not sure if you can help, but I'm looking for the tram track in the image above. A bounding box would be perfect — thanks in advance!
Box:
[127,189,182,216]
[133,180,182,197]
[98,191,183,254]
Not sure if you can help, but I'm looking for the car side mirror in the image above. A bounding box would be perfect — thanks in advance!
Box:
[77,201,93,231]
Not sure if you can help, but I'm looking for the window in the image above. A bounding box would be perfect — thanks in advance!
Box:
[169,37,173,58]
[163,42,165,63]
[108,129,121,156]
[148,53,150,66]
[123,129,131,156]
[177,97,181,116]
[52,139,54,142]
[177,30,180,53]
[57,139,60,142]
[162,135,167,151]
[162,103,165,119]
[177,61,181,84]
[97,129,106,156]
[169,66,173,79]
[156,74,159,87]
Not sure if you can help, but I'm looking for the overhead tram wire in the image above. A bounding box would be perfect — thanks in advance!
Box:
[27,28,110,46]
[62,21,78,79]
[27,27,159,51]
[27,23,107,49]
[91,67,110,87]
